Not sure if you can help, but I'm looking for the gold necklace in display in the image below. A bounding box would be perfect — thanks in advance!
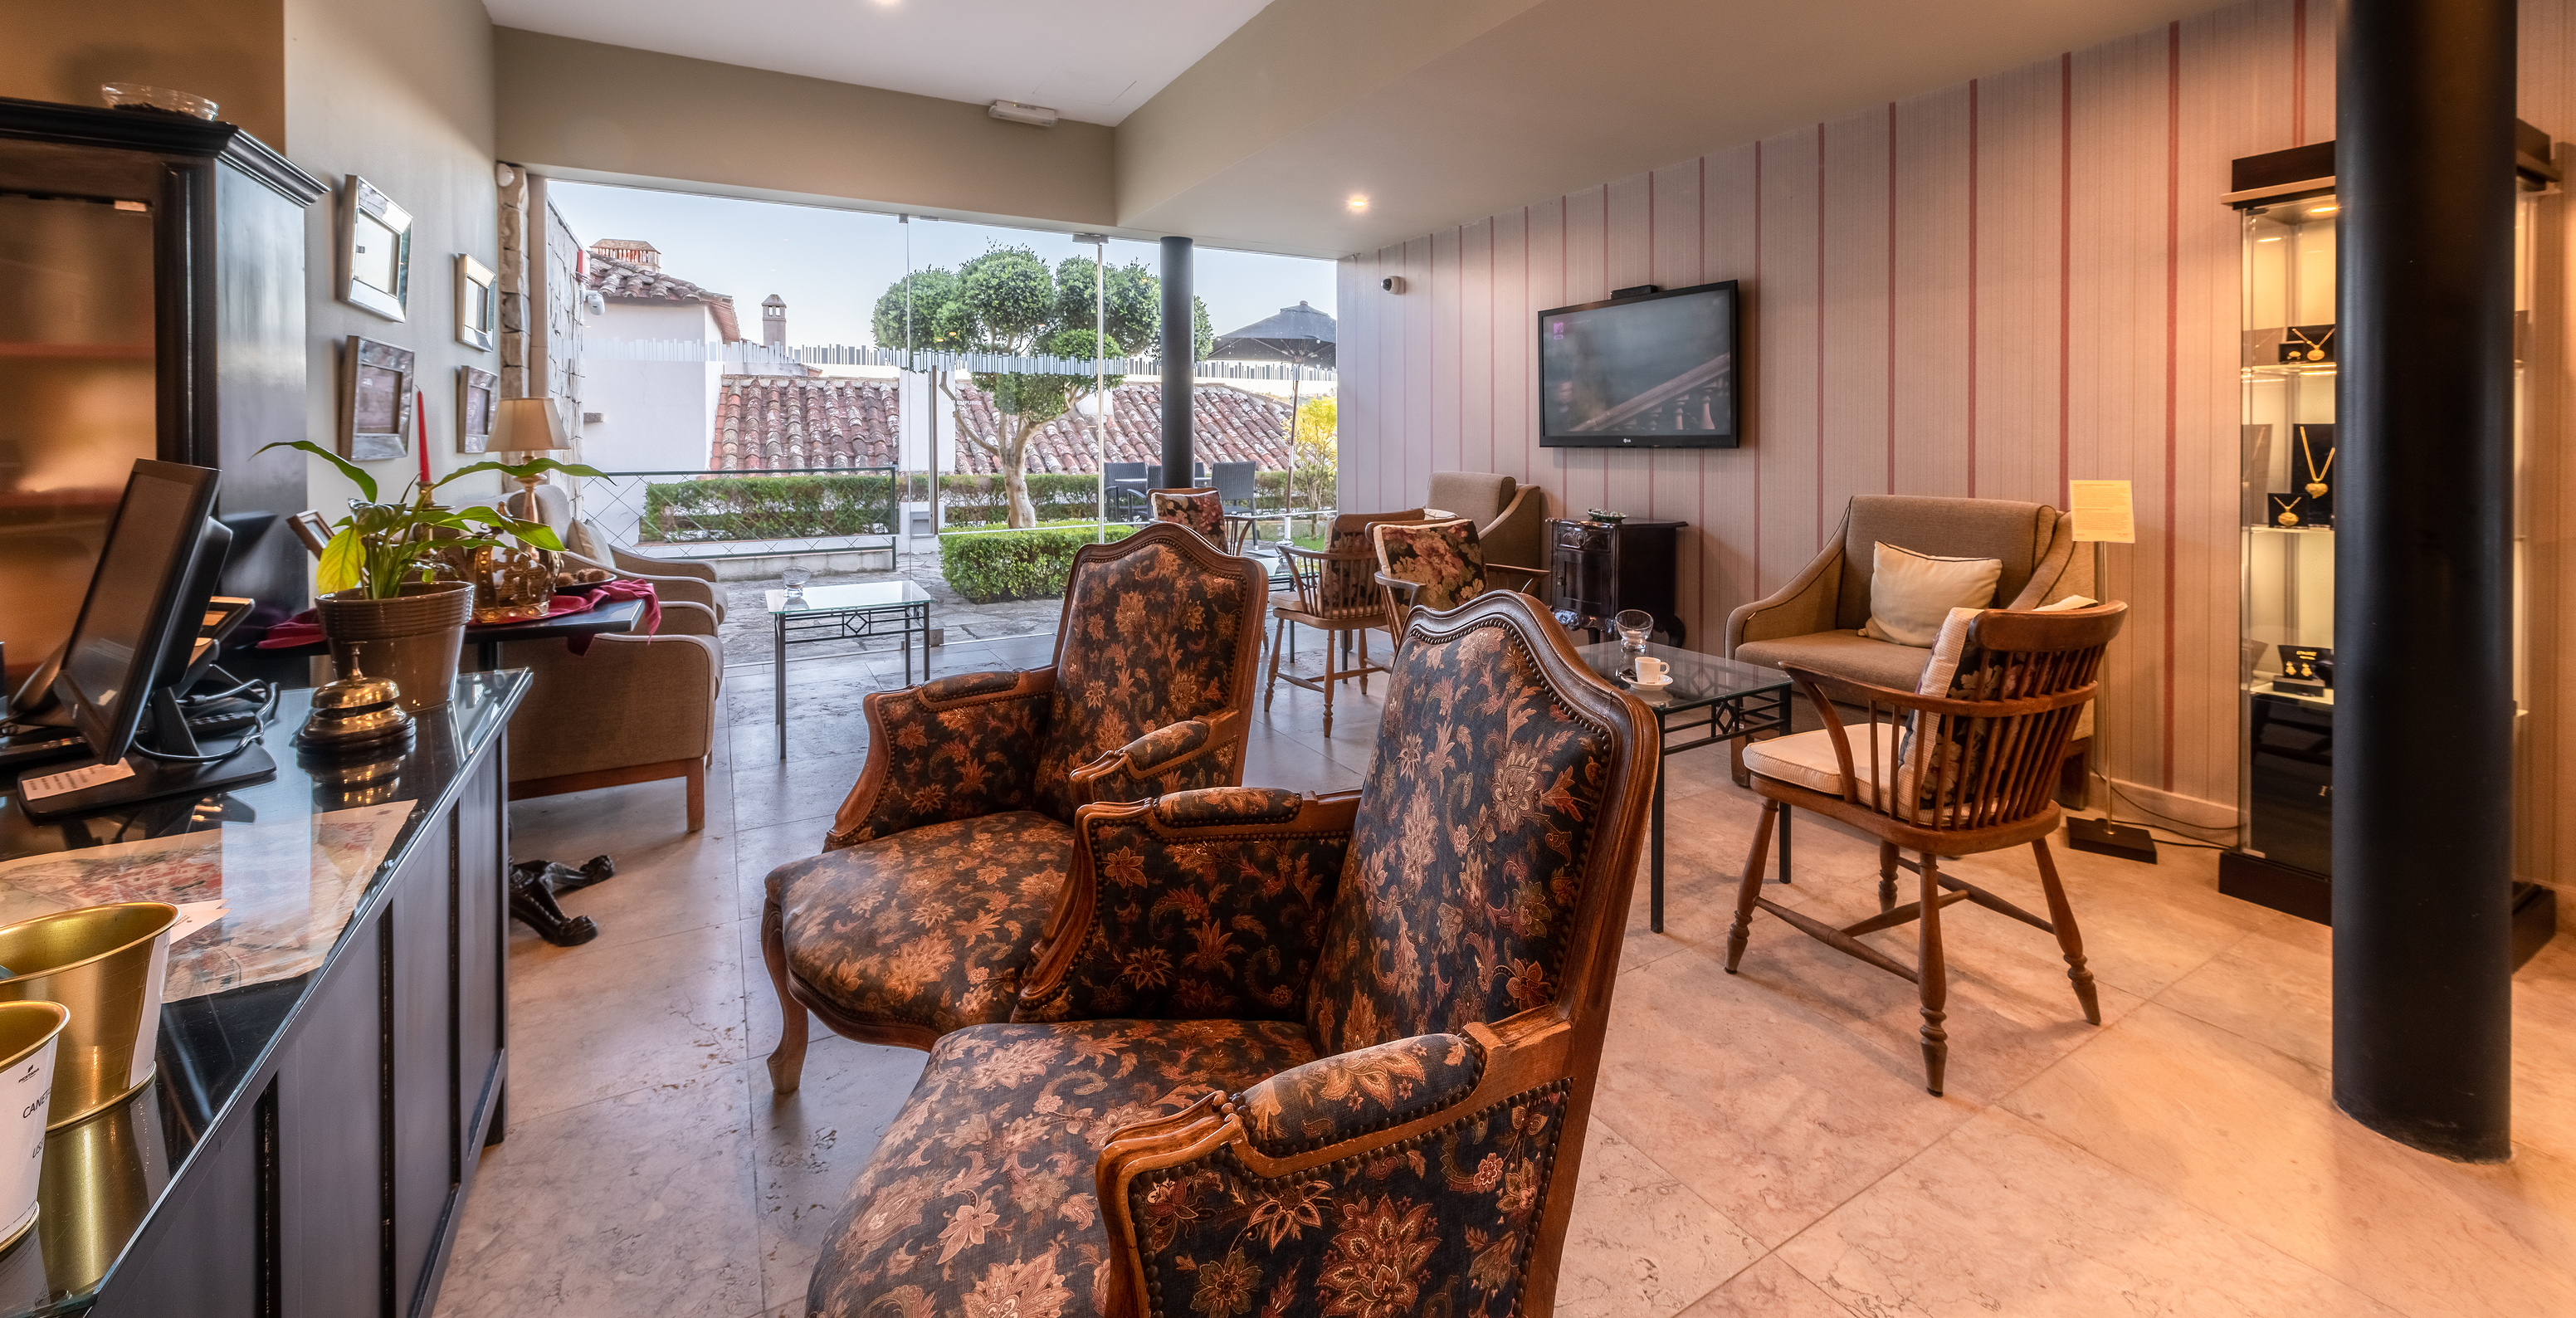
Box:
[2273,495,2302,527]
[2299,426,2334,499]
[2286,325,2335,361]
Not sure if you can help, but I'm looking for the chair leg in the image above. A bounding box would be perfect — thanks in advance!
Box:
[2032,837,2103,1025]
[1265,615,1286,711]
[1320,627,1339,738]
[685,760,706,832]
[1918,852,1950,1096]
[1877,842,1900,913]
[759,897,810,1093]
[1357,626,1371,696]
[1725,800,1779,974]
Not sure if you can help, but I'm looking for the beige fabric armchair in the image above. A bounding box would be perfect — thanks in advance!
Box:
[500,598,724,831]
[504,484,727,625]
[1427,470,1549,574]
[1725,495,2093,793]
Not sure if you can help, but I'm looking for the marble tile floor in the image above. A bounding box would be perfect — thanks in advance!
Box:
[432,639,2576,1318]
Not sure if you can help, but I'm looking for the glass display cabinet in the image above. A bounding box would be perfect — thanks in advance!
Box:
[2219,132,2559,964]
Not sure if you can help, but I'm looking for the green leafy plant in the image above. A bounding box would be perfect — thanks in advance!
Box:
[939,525,1134,603]
[260,441,607,598]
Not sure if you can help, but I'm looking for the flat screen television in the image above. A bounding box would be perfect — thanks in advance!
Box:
[1538,280,1739,448]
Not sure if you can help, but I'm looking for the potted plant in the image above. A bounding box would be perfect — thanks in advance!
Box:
[261,441,607,709]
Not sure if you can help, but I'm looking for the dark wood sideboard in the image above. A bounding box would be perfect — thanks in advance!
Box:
[1548,517,1690,647]
[0,672,526,1318]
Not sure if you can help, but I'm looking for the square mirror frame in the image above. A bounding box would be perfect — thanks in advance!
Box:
[341,334,416,461]
[340,174,412,321]
[457,365,497,452]
[456,253,497,351]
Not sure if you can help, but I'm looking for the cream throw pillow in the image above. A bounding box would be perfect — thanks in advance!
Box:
[1861,542,2003,647]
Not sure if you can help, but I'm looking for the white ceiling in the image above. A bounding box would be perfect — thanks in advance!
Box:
[481,0,1276,126]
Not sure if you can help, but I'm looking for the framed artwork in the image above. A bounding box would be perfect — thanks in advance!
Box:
[340,175,412,321]
[340,334,416,461]
[455,253,497,351]
[457,366,497,452]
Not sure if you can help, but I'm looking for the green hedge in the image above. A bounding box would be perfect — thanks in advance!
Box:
[641,473,898,544]
[938,473,1102,525]
[939,525,1134,603]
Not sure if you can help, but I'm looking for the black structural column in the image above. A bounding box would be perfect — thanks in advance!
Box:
[2334,0,2517,1161]
[1159,236,1194,485]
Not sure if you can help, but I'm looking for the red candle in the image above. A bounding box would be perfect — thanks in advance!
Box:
[416,389,432,489]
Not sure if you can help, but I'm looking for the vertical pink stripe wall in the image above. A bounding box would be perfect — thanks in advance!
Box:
[1334,0,2576,878]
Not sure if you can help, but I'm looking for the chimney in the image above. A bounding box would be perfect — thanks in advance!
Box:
[591,238,660,269]
[763,294,787,348]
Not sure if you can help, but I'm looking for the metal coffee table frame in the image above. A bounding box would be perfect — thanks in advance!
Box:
[767,583,934,759]
[1573,642,1796,932]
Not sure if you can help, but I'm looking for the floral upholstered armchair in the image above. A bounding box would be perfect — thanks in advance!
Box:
[1149,487,1226,544]
[761,521,1267,1076]
[1371,517,1549,640]
[801,590,1660,1318]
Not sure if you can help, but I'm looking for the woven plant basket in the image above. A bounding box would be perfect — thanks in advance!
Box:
[318,581,471,711]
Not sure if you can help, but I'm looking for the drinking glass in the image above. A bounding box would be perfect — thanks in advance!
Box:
[782,565,811,598]
[1616,609,1654,654]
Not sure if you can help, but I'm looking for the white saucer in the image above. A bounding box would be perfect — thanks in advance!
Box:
[1625,674,1674,690]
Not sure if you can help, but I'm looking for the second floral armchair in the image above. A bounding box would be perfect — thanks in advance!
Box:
[762,521,1268,1072]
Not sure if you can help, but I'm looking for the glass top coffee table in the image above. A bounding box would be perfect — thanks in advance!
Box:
[1573,642,1795,932]
[765,581,934,759]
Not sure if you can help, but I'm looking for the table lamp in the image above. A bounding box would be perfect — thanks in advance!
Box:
[486,396,571,526]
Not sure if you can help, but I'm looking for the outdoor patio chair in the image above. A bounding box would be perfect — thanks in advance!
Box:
[1263,507,1424,736]
[759,520,1268,1075]
[1104,461,1156,521]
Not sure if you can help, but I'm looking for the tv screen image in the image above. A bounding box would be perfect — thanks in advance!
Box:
[1538,281,1739,448]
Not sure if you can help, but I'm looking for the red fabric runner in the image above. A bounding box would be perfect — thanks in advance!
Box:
[258,580,661,654]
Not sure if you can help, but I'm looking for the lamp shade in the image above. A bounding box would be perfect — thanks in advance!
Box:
[488,396,569,453]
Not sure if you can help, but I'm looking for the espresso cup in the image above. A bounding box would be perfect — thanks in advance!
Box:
[1635,657,1669,682]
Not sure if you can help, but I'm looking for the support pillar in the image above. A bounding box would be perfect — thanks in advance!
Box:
[1160,236,1194,486]
[2333,0,2517,1161]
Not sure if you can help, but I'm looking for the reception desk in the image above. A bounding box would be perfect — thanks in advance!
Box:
[0,671,526,1316]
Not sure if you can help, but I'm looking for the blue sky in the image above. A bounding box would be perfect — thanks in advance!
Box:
[548,181,1337,349]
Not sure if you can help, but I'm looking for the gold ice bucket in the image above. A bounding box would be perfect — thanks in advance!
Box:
[0,905,178,1129]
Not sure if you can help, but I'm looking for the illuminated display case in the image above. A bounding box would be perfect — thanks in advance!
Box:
[2219,134,2559,963]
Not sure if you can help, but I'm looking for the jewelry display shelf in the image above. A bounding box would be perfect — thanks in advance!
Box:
[2218,139,2558,967]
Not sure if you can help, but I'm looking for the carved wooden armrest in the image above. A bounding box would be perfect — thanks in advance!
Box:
[822,667,1055,849]
[1013,789,1358,1023]
[1097,1013,1580,1318]
[1069,707,1251,806]
[1486,561,1549,593]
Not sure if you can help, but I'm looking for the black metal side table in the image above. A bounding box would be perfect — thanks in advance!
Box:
[765,581,934,759]
[1573,641,1794,931]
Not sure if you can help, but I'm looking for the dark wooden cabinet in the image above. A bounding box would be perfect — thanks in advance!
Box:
[1547,518,1689,647]
[0,675,524,1318]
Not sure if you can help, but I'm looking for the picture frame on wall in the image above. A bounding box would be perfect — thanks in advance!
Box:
[457,366,497,452]
[456,254,498,351]
[340,175,413,321]
[340,334,416,461]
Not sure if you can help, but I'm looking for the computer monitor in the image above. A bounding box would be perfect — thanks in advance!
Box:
[19,460,274,818]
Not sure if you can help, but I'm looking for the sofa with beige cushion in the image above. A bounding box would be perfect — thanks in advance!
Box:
[1726,494,2095,794]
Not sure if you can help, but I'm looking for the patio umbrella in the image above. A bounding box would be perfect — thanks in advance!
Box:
[1210,301,1336,511]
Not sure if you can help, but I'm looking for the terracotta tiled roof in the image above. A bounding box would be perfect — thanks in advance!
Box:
[584,247,742,342]
[714,376,900,471]
[949,382,1294,475]
[705,377,1300,476]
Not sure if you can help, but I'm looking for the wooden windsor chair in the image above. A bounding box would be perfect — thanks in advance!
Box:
[1725,601,2127,1096]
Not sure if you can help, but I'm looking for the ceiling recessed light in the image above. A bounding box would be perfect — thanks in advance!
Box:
[1346,194,1369,212]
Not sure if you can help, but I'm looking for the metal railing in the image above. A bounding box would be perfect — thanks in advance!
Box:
[577,466,903,561]
[581,338,1336,383]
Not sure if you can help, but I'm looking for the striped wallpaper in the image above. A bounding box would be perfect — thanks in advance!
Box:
[1334,0,2576,888]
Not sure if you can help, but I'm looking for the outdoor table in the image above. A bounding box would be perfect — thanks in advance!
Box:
[1571,641,1796,932]
[765,581,934,759]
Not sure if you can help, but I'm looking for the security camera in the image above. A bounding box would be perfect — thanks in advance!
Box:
[1381,276,1406,295]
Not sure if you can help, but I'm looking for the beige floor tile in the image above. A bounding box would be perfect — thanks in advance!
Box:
[1776,1106,2399,1317]
[2003,1002,2576,1318]
[2154,925,2332,1069]
[1672,1253,1852,1317]
[749,1039,928,1315]
[507,919,751,1122]
[1589,945,1978,1247]
[436,1064,763,1318]
[732,748,869,831]
[734,813,835,925]
[510,796,740,954]
[1554,1118,1764,1317]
